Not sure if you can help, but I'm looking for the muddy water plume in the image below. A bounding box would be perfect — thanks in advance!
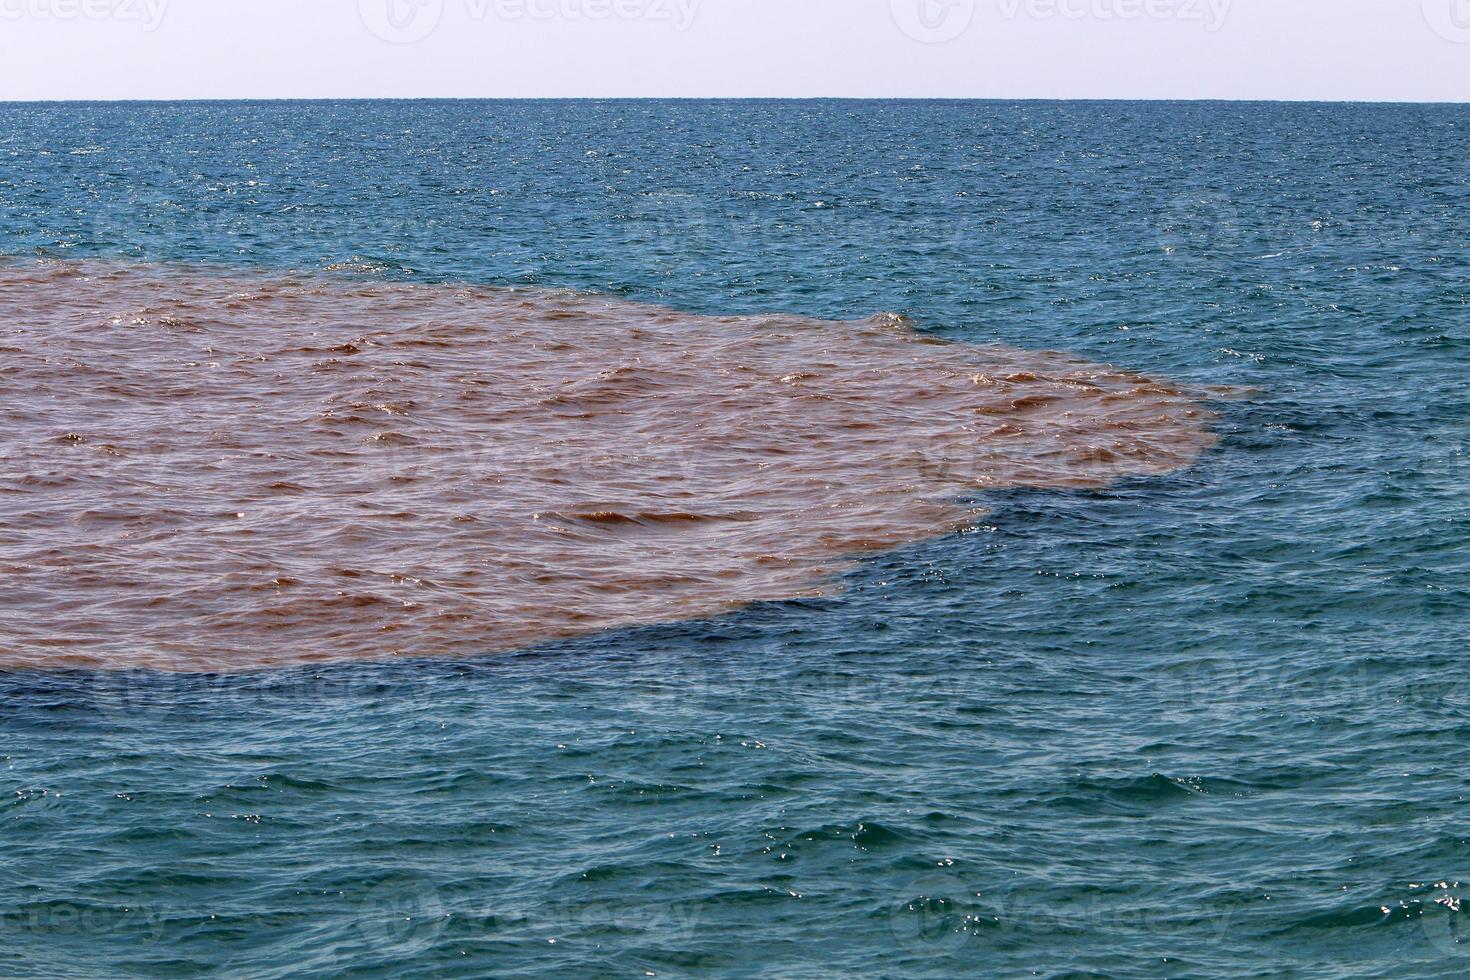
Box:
[0,260,1215,671]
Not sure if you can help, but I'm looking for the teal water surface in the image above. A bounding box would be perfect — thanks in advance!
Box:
[2,100,1469,977]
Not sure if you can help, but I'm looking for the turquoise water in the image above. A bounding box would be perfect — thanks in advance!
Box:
[2,100,1468,977]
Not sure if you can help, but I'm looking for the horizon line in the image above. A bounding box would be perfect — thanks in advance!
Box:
[4,95,1470,106]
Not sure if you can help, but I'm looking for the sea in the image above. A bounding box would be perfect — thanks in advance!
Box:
[1,99,1468,977]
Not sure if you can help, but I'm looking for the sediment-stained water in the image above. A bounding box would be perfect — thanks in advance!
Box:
[1,259,1213,670]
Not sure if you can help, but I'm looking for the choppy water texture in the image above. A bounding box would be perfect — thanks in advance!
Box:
[1,260,1211,670]
[2,101,1469,978]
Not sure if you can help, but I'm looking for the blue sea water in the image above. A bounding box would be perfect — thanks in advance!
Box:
[1,99,1468,977]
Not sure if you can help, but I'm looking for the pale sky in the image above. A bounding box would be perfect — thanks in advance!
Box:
[0,0,1467,102]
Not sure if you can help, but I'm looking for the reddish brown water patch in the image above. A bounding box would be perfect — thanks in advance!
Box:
[0,260,1215,671]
